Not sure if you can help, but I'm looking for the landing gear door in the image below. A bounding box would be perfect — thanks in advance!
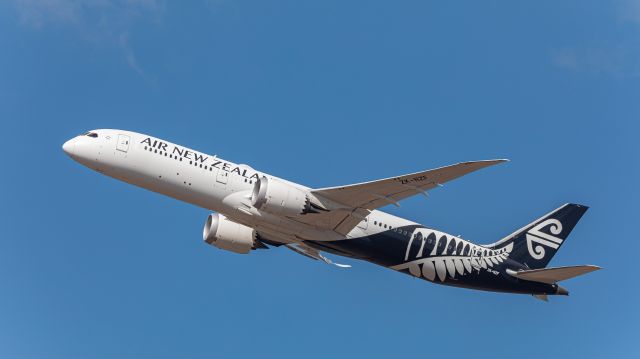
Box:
[116,134,130,153]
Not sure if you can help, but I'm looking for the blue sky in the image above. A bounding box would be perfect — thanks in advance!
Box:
[1,1,639,358]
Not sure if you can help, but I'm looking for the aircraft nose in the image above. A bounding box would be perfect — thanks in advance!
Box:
[62,138,75,156]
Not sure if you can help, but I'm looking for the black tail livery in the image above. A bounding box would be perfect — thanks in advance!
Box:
[319,203,600,301]
[489,203,589,269]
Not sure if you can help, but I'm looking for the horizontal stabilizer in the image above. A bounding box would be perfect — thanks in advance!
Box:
[508,265,601,284]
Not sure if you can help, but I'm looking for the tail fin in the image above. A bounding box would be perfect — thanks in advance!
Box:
[488,203,589,269]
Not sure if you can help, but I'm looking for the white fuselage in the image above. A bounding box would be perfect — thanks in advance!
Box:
[62,129,419,246]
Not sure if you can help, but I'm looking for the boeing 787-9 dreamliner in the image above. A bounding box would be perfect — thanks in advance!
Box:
[63,129,600,301]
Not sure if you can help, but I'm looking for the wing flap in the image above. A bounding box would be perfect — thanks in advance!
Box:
[285,242,351,268]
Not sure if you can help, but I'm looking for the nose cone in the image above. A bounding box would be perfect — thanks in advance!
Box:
[62,138,75,156]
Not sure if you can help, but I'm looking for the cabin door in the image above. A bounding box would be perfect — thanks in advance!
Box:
[471,248,483,271]
[116,134,130,153]
[357,218,369,230]
[216,170,229,185]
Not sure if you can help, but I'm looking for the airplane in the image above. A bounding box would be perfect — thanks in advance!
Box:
[62,129,600,301]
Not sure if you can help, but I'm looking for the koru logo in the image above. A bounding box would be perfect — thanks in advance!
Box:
[526,219,563,260]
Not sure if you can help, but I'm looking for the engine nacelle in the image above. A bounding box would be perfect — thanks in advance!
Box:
[202,213,256,254]
[251,176,312,216]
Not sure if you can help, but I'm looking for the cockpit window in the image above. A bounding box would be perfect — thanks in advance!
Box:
[82,132,98,138]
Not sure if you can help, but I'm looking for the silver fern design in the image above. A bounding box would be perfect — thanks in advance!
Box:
[526,219,563,260]
[391,229,514,282]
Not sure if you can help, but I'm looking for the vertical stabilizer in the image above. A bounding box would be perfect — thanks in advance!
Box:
[488,204,589,269]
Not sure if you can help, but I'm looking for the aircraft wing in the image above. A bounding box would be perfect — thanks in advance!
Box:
[312,159,507,210]
[295,159,507,235]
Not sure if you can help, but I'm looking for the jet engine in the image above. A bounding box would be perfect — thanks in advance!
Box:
[251,176,314,216]
[202,213,256,254]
